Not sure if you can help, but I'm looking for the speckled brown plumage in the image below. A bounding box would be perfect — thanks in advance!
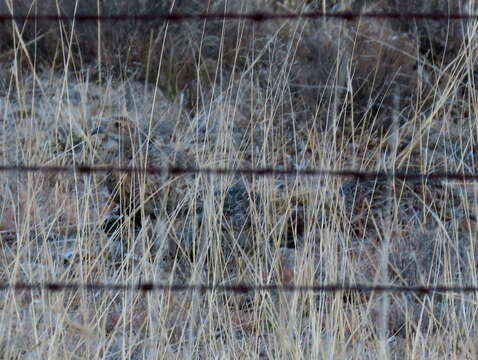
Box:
[92,116,195,220]
[339,172,459,238]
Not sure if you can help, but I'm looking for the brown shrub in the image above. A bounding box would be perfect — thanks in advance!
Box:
[291,18,417,129]
[356,0,474,62]
[292,22,349,107]
[345,17,417,128]
[0,0,271,105]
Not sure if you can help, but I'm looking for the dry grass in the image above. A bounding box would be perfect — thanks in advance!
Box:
[1,0,478,358]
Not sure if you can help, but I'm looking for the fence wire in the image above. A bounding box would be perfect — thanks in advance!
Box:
[2,282,478,294]
[0,164,475,183]
[0,6,477,297]
[0,163,475,294]
[0,11,477,23]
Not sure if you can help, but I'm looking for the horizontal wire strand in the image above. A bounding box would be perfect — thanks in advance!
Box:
[2,282,478,294]
[0,164,474,183]
[0,7,476,297]
[0,11,477,23]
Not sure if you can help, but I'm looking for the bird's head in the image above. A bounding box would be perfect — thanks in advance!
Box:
[91,116,140,162]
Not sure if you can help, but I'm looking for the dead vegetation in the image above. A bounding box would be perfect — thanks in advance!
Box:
[0,0,478,358]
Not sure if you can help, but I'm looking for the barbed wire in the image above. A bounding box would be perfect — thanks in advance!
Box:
[0,11,477,24]
[0,164,473,296]
[0,164,475,183]
[2,281,478,294]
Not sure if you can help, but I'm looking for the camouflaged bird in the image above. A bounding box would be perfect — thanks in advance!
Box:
[92,116,196,220]
[339,170,462,238]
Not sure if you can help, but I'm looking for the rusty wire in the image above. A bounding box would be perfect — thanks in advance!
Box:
[0,11,476,23]
[2,281,478,294]
[0,164,474,183]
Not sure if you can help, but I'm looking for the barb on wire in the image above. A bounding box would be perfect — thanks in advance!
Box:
[3,281,478,294]
[0,164,475,183]
[0,11,476,24]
